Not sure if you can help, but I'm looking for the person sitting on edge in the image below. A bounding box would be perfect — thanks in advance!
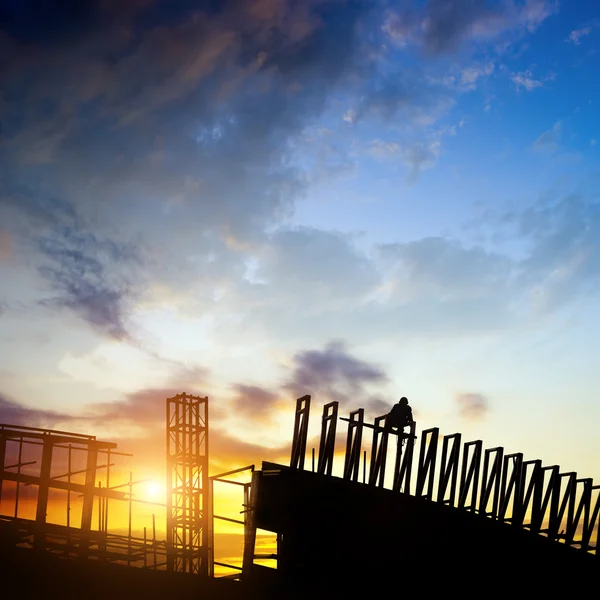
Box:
[385,397,414,435]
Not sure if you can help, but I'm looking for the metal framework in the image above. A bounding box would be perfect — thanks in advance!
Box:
[416,428,439,500]
[368,416,388,488]
[437,433,461,505]
[0,423,169,568]
[208,465,258,579]
[289,401,600,560]
[166,393,209,575]
[317,402,338,476]
[343,408,364,482]
[290,396,311,470]
[392,421,416,494]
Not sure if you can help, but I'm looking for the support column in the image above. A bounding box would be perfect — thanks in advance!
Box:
[80,445,98,554]
[34,437,54,549]
[0,435,6,507]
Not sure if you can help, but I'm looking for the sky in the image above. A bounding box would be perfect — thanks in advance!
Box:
[1,0,600,535]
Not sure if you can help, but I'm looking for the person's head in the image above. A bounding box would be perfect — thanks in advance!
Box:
[399,397,408,406]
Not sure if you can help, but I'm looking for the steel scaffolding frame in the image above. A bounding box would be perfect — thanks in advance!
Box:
[166,393,209,575]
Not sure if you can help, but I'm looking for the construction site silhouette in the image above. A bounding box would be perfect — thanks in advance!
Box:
[0,393,597,598]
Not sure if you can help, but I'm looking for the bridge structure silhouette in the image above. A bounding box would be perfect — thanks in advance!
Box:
[242,395,600,594]
[281,394,600,554]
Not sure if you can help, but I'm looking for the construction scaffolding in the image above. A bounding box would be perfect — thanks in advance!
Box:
[0,423,168,566]
[166,393,210,575]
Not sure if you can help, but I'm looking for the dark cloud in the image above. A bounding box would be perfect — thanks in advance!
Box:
[385,0,556,55]
[285,341,388,403]
[0,0,383,335]
[37,227,142,341]
[364,395,393,418]
[455,392,489,421]
[230,384,280,424]
[0,391,63,427]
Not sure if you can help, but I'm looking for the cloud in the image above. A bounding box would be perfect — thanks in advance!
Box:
[532,120,562,153]
[511,68,553,91]
[384,0,557,55]
[230,384,282,424]
[284,341,388,404]
[0,392,64,428]
[455,392,489,421]
[243,227,379,315]
[460,62,495,89]
[0,231,11,261]
[513,195,600,313]
[379,237,513,300]
[402,140,442,182]
[567,26,593,45]
[36,227,142,341]
[0,0,378,331]
[369,138,442,182]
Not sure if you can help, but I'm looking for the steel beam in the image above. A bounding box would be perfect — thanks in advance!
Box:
[317,402,338,476]
[392,421,416,494]
[290,395,311,471]
[437,433,461,505]
[368,416,388,488]
[458,440,482,511]
[416,428,439,500]
[33,438,54,549]
[343,409,364,482]
[479,447,503,518]
[0,434,5,506]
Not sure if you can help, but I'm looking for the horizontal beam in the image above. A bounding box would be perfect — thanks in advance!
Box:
[213,561,242,571]
[0,432,117,449]
[340,417,417,438]
[214,515,245,525]
[210,465,254,480]
[0,471,127,500]
[0,424,96,440]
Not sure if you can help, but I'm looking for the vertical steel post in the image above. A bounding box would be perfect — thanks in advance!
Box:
[392,421,416,494]
[0,434,6,507]
[317,402,338,476]
[458,440,482,511]
[343,408,364,482]
[368,415,389,488]
[290,395,311,470]
[416,428,439,500]
[437,433,461,505]
[34,437,54,549]
[479,447,504,518]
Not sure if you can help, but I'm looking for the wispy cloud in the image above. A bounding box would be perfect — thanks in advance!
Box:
[37,228,142,341]
[567,25,594,45]
[455,392,490,421]
[284,341,388,406]
[532,120,562,153]
[460,62,495,89]
[511,68,554,91]
[384,0,558,55]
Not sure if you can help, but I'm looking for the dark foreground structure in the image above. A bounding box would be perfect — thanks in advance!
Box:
[1,394,598,598]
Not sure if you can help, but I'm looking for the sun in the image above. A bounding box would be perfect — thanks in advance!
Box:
[143,480,165,502]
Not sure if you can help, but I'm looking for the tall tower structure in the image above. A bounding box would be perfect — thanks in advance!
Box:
[166,393,209,574]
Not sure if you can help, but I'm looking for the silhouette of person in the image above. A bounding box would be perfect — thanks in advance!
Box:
[385,397,413,435]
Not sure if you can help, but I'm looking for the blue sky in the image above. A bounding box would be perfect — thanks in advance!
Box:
[0,0,599,481]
